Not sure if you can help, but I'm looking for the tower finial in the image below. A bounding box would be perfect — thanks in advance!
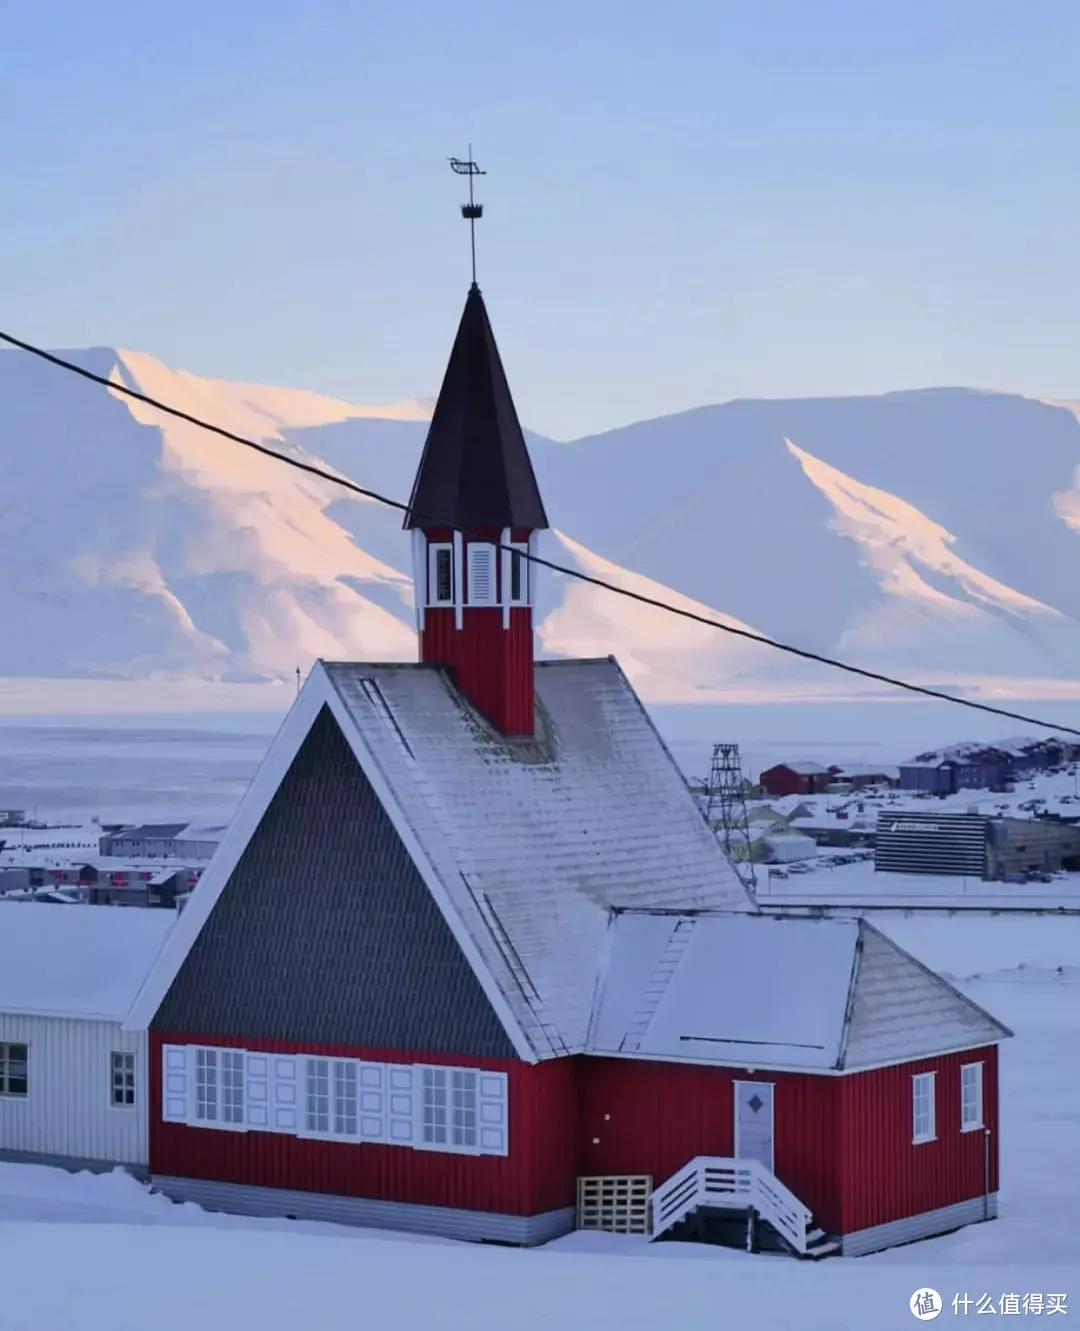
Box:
[448,146,485,288]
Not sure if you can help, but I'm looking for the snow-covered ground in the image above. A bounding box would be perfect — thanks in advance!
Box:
[0,915,1074,1329]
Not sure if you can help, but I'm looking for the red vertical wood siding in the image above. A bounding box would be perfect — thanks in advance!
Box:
[838,1044,999,1234]
[579,1058,843,1233]
[150,1033,578,1218]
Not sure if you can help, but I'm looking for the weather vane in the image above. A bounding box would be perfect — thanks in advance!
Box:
[449,146,485,288]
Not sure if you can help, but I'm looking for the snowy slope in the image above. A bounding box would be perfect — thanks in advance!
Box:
[1,344,1079,701]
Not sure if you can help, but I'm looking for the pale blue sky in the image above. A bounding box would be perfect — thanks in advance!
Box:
[2,0,1078,439]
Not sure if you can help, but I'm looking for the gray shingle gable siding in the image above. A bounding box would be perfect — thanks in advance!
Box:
[152,706,517,1060]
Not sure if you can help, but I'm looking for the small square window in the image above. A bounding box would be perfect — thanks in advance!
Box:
[110,1050,136,1107]
[912,1071,936,1144]
[0,1043,27,1097]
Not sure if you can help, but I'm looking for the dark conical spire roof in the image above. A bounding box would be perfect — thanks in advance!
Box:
[404,285,548,532]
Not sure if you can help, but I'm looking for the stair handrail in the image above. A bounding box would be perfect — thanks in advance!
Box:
[649,1155,811,1255]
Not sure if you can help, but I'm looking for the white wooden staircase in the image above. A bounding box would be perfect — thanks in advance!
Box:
[649,1157,839,1259]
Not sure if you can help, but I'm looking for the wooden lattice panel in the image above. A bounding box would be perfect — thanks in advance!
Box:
[576,1174,653,1235]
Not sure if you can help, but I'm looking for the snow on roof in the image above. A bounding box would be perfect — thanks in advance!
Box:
[322,659,753,1057]
[177,823,228,840]
[769,761,829,776]
[109,823,188,841]
[834,763,900,780]
[591,913,856,1070]
[0,903,174,1021]
[588,911,1009,1072]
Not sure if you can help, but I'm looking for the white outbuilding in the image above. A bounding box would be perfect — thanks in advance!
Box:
[0,903,173,1174]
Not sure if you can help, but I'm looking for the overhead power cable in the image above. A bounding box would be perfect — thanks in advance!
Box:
[2,328,1078,738]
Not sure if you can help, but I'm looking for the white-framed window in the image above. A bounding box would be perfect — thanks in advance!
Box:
[194,1047,243,1125]
[466,543,497,605]
[961,1062,983,1132]
[305,1058,331,1134]
[421,1066,479,1148]
[427,544,454,605]
[509,543,529,605]
[0,1042,27,1097]
[912,1071,936,1144]
[195,1047,218,1122]
[334,1060,359,1137]
[418,1065,508,1155]
[163,1045,506,1156]
[221,1050,244,1124]
[110,1050,136,1107]
[422,1066,450,1146]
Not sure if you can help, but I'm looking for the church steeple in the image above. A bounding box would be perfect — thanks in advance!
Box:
[404,284,548,534]
[403,154,547,737]
[405,283,547,737]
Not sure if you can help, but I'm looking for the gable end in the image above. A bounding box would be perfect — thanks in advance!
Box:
[151,705,518,1060]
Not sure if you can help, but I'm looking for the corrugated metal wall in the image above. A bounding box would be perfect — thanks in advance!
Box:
[874,812,988,876]
[151,1033,579,1218]
[578,1058,843,1233]
[838,1044,999,1234]
[0,1015,147,1165]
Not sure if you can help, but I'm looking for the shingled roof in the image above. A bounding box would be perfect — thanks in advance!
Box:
[128,660,1010,1072]
[128,657,752,1056]
[403,284,548,532]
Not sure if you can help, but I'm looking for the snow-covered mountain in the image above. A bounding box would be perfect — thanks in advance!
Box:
[2,345,1080,704]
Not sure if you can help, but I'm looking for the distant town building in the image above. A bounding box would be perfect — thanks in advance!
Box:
[99,822,226,862]
[874,809,1080,879]
[758,762,838,797]
[898,736,1072,796]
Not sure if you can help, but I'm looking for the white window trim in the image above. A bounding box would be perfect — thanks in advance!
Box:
[0,1041,29,1100]
[960,1061,984,1133]
[163,1044,506,1157]
[413,1064,508,1157]
[411,530,426,631]
[508,543,529,606]
[426,542,455,608]
[466,543,498,607]
[452,530,464,629]
[192,1045,247,1133]
[108,1049,137,1111]
[912,1071,936,1145]
[415,1064,481,1156]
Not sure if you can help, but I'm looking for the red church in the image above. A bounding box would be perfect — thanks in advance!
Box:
[126,281,1011,1259]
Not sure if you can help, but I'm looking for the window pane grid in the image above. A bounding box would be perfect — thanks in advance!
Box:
[0,1043,28,1096]
[333,1061,358,1136]
[451,1069,478,1147]
[110,1051,136,1106]
[221,1051,244,1124]
[195,1048,218,1122]
[912,1073,935,1142]
[423,1067,448,1144]
[306,1059,330,1133]
[961,1063,983,1129]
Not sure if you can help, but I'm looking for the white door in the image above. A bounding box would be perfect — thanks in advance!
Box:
[734,1081,775,1173]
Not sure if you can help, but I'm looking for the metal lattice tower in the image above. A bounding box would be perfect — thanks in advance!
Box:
[703,742,758,891]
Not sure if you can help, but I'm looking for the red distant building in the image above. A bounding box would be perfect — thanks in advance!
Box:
[125,280,1010,1259]
[759,762,838,797]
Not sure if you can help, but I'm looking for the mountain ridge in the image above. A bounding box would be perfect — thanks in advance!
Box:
[2,342,1079,704]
